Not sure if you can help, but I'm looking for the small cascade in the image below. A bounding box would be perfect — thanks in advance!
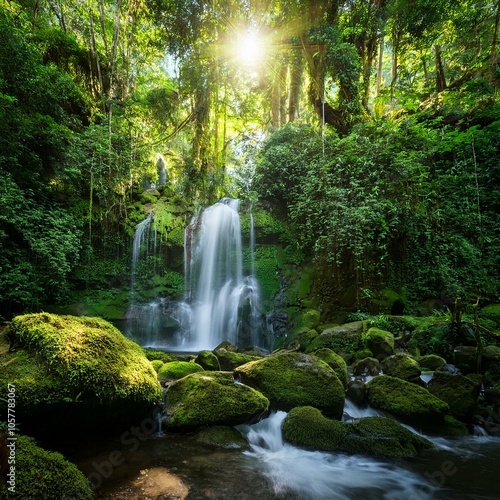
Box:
[179,198,264,350]
[237,412,436,499]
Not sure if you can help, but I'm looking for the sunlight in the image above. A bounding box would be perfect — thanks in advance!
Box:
[237,30,263,66]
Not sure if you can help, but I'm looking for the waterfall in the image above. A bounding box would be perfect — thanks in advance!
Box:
[130,213,153,298]
[179,198,263,350]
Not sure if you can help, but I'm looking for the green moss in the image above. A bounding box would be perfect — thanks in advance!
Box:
[311,348,348,388]
[234,352,345,418]
[195,350,221,371]
[164,371,269,430]
[380,353,421,383]
[407,321,455,359]
[284,326,318,351]
[214,348,262,370]
[305,322,365,359]
[196,426,249,449]
[427,372,479,420]
[143,349,186,363]
[8,435,93,499]
[1,314,162,431]
[252,244,281,307]
[301,309,321,329]
[150,359,164,372]
[157,361,204,381]
[418,354,447,371]
[282,406,433,457]
[366,375,449,428]
[365,327,394,359]
[479,304,500,327]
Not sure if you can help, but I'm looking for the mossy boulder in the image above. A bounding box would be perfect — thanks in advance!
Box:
[418,354,447,371]
[143,349,188,363]
[482,345,500,381]
[150,359,164,372]
[305,322,365,360]
[195,350,221,371]
[453,345,478,374]
[157,361,204,381]
[0,314,162,432]
[301,309,321,329]
[352,357,381,376]
[312,348,348,388]
[479,304,500,327]
[427,372,480,420]
[365,327,394,360]
[283,326,318,351]
[234,352,345,418]
[282,406,433,457]
[381,353,421,383]
[196,426,249,449]
[164,371,269,430]
[214,348,262,370]
[3,435,93,499]
[366,375,449,428]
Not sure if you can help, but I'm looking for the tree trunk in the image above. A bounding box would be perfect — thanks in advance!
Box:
[435,44,447,92]
[490,0,500,82]
[288,48,302,122]
[376,37,384,96]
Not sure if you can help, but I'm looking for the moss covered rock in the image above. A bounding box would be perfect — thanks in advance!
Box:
[0,314,162,431]
[381,353,421,383]
[312,348,348,388]
[282,406,433,457]
[157,361,204,381]
[365,327,394,360]
[196,426,249,449]
[482,345,500,381]
[352,357,381,376]
[366,375,449,428]
[5,435,93,499]
[427,372,479,420]
[305,322,365,359]
[453,345,478,374]
[214,348,262,370]
[301,309,321,329]
[234,352,345,418]
[418,354,447,371]
[283,326,318,351]
[195,350,221,371]
[479,304,500,327]
[164,371,269,430]
[150,359,164,372]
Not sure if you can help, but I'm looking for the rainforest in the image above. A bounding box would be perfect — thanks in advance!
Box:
[1,1,500,499]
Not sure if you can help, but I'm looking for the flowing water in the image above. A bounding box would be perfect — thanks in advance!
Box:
[70,400,500,500]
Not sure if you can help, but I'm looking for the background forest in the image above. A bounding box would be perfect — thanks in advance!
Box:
[1,0,499,322]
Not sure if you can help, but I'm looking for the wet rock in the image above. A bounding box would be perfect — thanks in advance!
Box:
[352,357,381,377]
[453,346,479,374]
[346,379,366,405]
[311,348,349,388]
[428,371,480,420]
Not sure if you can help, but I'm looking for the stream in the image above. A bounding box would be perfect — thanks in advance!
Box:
[69,407,500,499]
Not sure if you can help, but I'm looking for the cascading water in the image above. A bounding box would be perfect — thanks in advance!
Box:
[178,198,263,350]
[237,411,437,500]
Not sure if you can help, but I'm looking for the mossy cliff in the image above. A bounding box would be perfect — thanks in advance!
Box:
[0,313,162,432]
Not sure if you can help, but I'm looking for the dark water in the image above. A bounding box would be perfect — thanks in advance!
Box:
[69,413,500,500]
